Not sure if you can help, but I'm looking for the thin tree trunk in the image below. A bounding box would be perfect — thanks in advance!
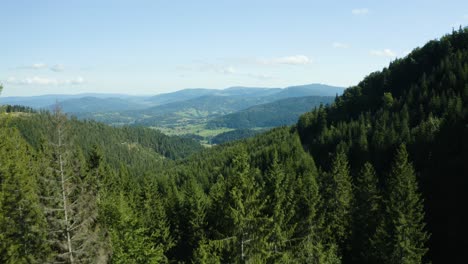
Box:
[58,128,74,264]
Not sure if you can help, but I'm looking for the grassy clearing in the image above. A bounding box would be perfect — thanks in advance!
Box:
[151,124,234,137]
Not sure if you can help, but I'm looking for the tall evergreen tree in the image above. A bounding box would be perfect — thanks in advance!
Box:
[265,154,294,260]
[373,145,429,263]
[140,175,173,261]
[226,149,268,263]
[320,149,353,246]
[175,179,207,262]
[0,128,49,263]
[102,191,165,264]
[351,162,382,263]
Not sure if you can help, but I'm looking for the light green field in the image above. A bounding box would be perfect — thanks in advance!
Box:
[152,124,234,137]
[149,124,235,146]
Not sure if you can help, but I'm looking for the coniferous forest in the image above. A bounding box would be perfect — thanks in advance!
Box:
[1,29,468,263]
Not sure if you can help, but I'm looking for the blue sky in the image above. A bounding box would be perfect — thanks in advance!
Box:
[1,0,467,96]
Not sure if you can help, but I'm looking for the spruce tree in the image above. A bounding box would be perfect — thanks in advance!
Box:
[103,191,165,264]
[296,237,341,264]
[351,162,382,263]
[178,179,208,261]
[320,149,353,245]
[373,145,429,263]
[264,153,295,261]
[140,175,173,261]
[0,128,49,263]
[226,148,268,263]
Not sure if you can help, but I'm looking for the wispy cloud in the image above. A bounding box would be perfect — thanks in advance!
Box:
[259,55,311,66]
[30,63,48,69]
[352,8,369,15]
[370,49,397,58]
[245,73,275,80]
[177,63,236,75]
[18,63,65,72]
[4,76,84,85]
[332,42,350,49]
[176,61,275,80]
[219,66,236,75]
[50,64,65,72]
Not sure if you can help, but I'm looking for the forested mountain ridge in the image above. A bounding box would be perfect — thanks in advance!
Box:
[1,28,467,263]
[0,108,203,173]
[297,27,468,263]
[207,96,335,129]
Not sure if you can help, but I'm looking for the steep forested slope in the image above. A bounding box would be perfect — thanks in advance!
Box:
[4,110,203,173]
[207,96,334,129]
[210,128,265,144]
[297,28,468,263]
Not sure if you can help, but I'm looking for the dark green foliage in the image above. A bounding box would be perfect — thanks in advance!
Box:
[102,192,166,263]
[351,162,382,263]
[0,105,36,113]
[211,148,269,263]
[7,111,203,174]
[372,145,429,264]
[0,127,49,263]
[298,28,468,263]
[211,128,264,145]
[320,149,353,246]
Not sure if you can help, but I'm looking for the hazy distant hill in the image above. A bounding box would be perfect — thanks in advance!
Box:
[132,95,268,127]
[266,84,343,99]
[0,93,134,109]
[131,85,342,127]
[207,96,335,129]
[58,97,148,113]
[146,88,216,105]
[1,84,344,133]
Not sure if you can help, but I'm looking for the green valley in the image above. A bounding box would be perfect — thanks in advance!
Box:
[1,84,341,144]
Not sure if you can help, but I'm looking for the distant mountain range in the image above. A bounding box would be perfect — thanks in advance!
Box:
[0,83,343,111]
[0,93,136,109]
[0,83,344,141]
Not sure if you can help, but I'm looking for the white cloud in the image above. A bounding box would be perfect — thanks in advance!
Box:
[219,66,236,75]
[50,64,65,72]
[370,49,397,58]
[332,42,350,49]
[176,62,237,75]
[18,63,65,72]
[260,55,311,66]
[4,76,85,85]
[69,77,85,85]
[352,8,369,15]
[246,73,274,80]
[31,63,48,69]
